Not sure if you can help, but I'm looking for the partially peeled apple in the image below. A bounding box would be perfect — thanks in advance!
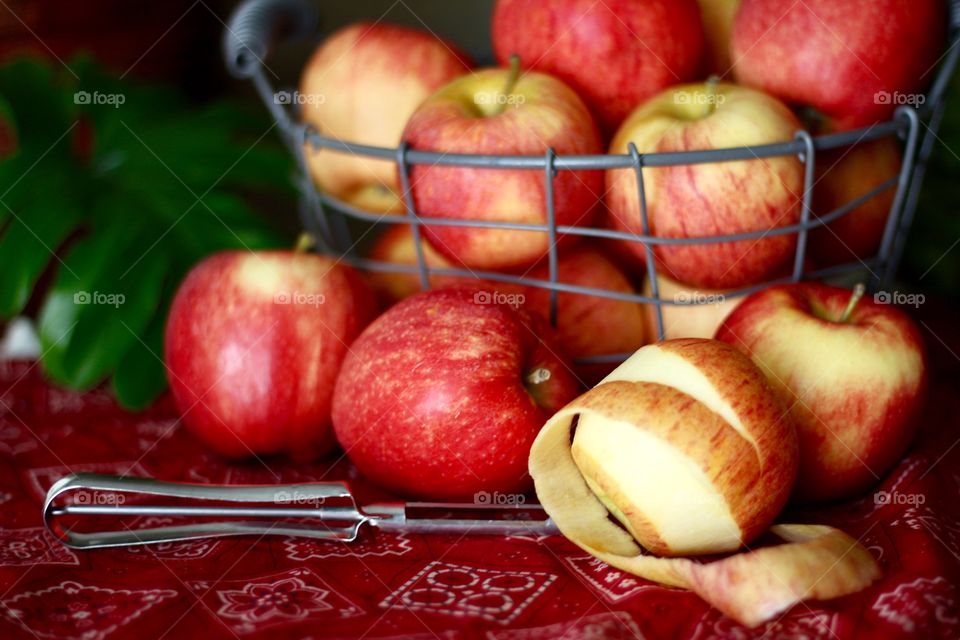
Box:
[529,339,880,626]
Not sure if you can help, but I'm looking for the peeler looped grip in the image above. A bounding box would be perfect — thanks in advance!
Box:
[43,473,558,550]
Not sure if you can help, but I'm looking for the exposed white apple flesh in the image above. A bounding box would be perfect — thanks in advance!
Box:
[573,411,743,555]
[529,338,881,627]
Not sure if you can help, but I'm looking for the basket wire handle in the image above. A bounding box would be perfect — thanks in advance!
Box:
[223,0,318,79]
[880,107,923,286]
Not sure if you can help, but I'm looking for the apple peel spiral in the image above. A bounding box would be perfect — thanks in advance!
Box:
[529,339,880,627]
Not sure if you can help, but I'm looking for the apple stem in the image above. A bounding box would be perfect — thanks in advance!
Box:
[704,75,720,117]
[526,367,551,386]
[491,54,521,117]
[294,233,316,253]
[838,283,866,323]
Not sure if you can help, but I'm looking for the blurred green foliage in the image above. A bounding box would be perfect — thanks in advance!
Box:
[0,57,293,409]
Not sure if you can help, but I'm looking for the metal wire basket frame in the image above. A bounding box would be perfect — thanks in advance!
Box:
[223,0,960,366]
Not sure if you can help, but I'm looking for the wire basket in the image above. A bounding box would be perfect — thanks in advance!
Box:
[222,0,960,367]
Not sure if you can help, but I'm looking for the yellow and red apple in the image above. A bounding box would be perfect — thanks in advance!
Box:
[299,22,471,213]
[606,82,804,289]
[364,224,462,305]
[716,282,927,502]
[642,272,743,341]
[403,65,603,271]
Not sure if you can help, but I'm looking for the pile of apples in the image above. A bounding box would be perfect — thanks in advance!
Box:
[163,0,942,627]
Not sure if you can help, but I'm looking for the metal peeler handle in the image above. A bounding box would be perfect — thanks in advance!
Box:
[43,473,558,550]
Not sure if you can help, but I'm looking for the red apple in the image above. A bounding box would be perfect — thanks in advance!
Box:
[165,249,377,460]
[365,224,461,305]
[403,64,603,271]
[523,247,647,384]
[716,283,927,502]
[810,138,902,266]
[332,286,581,500]
[492,0,705,133]
[732,0,946,131]
[299,22,471,213]
[365,227,645,383]
[606,81,804,289]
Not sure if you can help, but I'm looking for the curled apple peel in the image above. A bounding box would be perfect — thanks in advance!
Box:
[529,339,881,627]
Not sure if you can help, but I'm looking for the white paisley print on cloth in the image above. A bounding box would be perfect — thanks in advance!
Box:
[188,567,364,635]
[379,561,557,625]
[284,532,412,560]
[1,581,176,640]
[0,527,79,566]
[872,576,959,638]
[563,555,666,603]
[485,611,643,639]
[690,608,838,640]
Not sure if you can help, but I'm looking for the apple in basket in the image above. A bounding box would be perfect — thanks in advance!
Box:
[696,0,742,75]
[165,243,377,460]
[732,0,946,130]
[332,286,581,500]
[716,282,927,502]
[492,0,705,134]
[528,338,880,626]
[606,81,804,289]
[641,272,743,341]
[809,138,902,267]
[364,224,468,306]
[521,247,647,384]
[401,60,604,271]
[299,22,471,214]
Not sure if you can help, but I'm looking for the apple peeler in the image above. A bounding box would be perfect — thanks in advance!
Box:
[42,473,558,550]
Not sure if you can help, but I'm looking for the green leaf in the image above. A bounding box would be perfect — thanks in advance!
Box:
[2,56,293,408]
[37,205,145,382]
[61,250,168,389]
[111,303,169,410]
[0,186,82,318]
[0,59,74,154]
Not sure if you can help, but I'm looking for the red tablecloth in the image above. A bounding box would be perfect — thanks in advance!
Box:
[1,311,959,639]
